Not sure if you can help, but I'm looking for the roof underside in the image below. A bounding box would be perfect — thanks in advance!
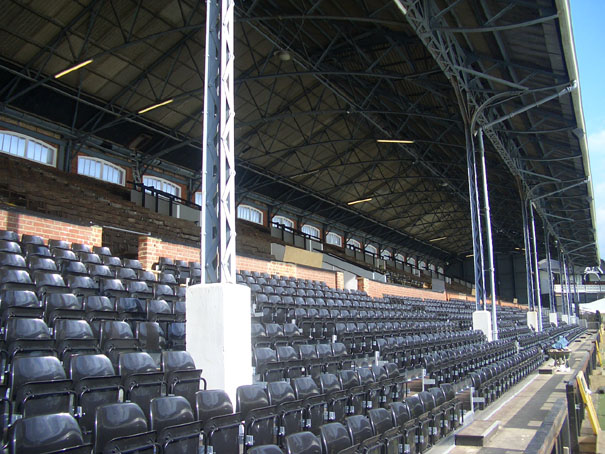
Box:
[0,0,597,266]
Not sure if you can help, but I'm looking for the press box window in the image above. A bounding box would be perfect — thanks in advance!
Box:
[0,131,56,166]
[78,156,125,185]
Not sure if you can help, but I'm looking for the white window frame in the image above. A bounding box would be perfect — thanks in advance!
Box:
[272,215,294,229]
[77,156,125,185]
[0,130,57,166]
[428,263,436,272]
[301,224,320,239]
[194,191,202,206]
[407,257,416,266]
[326,232,343,247]
[381,249,392,260]
[437,266,444,275]
[395,253,405,263]
[237,204,263,225]
[365,244,378,255]
[346,238,361,250]
[418,261,427,270]
[142,176,181,198]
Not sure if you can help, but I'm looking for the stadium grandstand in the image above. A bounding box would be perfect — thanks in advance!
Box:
[0,0,602,453]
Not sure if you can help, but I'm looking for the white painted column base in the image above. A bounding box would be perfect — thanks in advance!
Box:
[473,310,493,342]
[186,283,252,405]
[570,315,578,325]
[527,311,539,331]
[548,312,558,327]
[561,314,570,324]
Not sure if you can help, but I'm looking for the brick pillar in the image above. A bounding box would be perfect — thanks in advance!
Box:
[335,271,344,290]
[139,236,162,270]
[357,277,369,294]
[91,226,103,247]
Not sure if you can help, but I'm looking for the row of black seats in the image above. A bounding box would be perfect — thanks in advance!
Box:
[0,266,185,302]
[0,317,185,377]
[1,349,204,443]
[0,290,185,324]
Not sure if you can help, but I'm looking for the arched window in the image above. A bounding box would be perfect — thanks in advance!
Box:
[194,191,202,206]
[78,156,125,185]
[428,263,436,272]
[381,249,392,260]
[237,204,263,224]
[272,215,294,229]
[437,266,444,275]
[0,131,56,166]
[395,253,405,263]
[301,224,320,239]
[418,260,427,270]
[346,238,361,250]
[142,176,181,197]
[365,244,378,255]
[326,232,342,247]
[407,256,416,266]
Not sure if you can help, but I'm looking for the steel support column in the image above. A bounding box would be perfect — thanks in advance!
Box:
[465,127,486,310]
[544,228,556,312]
[521,200,535,310]
[477,129,498,338]
[529,203,543,330]
[561,254,572,317]
[201,0,236,284]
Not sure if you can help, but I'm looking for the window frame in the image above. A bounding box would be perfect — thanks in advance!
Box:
[365,244,378,255]
[272,215,294,229]
[346,238,361,250]
[326,232,343,247]
[77,156,125,186]
[237,204,263,225]
[142,175,182,198]
[381,249,392,261]
[0,130,57,167]
[301,224,321,239]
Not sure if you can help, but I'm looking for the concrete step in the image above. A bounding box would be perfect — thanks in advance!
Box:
[455,420,500,447]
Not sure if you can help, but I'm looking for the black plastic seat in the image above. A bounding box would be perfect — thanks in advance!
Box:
[83,295,116,321]
[8,412,89,454]
[147,298,175,322]
[135,321,165,353]
[21,234,44,246]
[27,256,58,273]
[45,292,84,324]
[284,431,322,454]
[123,259,143,270]
[154,283,176,301]
[66,275,98,297]
[0,230,19,242]
[318,373,347,422]
[0,289,43,320]
[0,269,35,291]
[116,297,147,321]
[102,255,122,268]
[23,243,51,258]
[98,277,127,298]
[0,252,27,270]
[119,351,163,417]
[126,280,153,299]
[53,249,79,266]
[266,381,304,444]
[292,376,326,434]
[93,402,155,454]
[4,316,55,359]
[54,318,98,364]
[96,320,139,366]
[9,355,73,418]
[33,271,68,297]
[48,239,70,250]
[344,415,373,445]
[71,243,91,254]
[0,240,21,255]
[166,322,186,350]
[150,395,199,454]
[78,252,102,265]
[162,350,205,409]
[61,260,90,277]
[237,384,276,448]
[248,445,285,454]
[319,422,352,454]
[197,390,240,454]
[70,354,121,437]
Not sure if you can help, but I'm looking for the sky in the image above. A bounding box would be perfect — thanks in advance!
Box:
[570,1,605,260]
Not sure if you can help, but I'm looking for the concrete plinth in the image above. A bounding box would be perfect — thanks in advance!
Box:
[473,310,493,342]
[549,312,558,327]
[561,314,570,324]
[527,311,538,331]
[186,283,252,405]
[570,315,578,325]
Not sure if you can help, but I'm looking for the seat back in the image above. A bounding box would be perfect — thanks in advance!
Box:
[9,413,84,454]
[344,415,373,445]
[195,389,233,423]
[150,395,194,432]
[367,408,393,435]
[93,402,148,454]
[284,431,322,454]
[320,422,352,454]
[119,352,162,415]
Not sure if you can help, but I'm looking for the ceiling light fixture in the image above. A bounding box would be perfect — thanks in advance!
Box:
[54,59,94,79]
[465,254,474,258]
[347,197,373,206]
[429,236,447,242]
[138,99,174,114]
[393,0,408,15]
[376,139,415,144]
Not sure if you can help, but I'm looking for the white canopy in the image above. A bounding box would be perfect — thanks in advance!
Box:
[578,298,605,314]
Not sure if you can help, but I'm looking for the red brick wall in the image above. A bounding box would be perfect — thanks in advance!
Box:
[358,277,448,301]
[236,255,341,288]
[0,209,102,247]
[138,236,201,270]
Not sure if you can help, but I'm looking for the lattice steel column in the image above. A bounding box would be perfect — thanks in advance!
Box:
[521,200,535,310]
[465,128,487,311]
[529,203,543,330]
[201,0,236,284]
[544,228,556,312]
